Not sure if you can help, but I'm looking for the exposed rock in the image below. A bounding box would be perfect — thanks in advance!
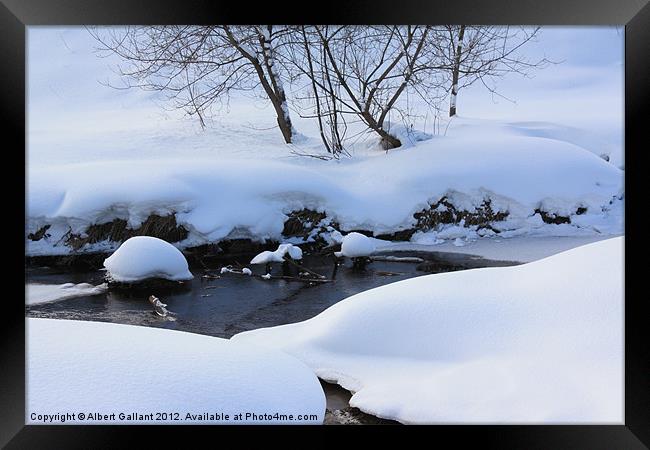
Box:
[28,225,51,241]
[324,407,400,425]
[535,209,571,225]
[216,239,279,256]
[375,228,416,241]
[414,197,509,232]
[66,219,129,250]
[282,209,327,238]
[65,214,188,251]
[136,214,189,243]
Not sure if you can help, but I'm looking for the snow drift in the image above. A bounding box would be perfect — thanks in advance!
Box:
[26,283,106,305]
[27,119,623,256]
[103,236,193,282]
[233,237,623,424]
[27,318,325,424]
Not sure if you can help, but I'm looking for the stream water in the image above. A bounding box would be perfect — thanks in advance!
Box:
[26,249,518,424]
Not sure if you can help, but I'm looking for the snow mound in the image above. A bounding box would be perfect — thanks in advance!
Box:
[233,237,623,423]
[334,232,376,258]
[26,283,106,305]
[250,243,303,264]
[27,118,623,257]
[27,318,325,424]
[103,236,193,282]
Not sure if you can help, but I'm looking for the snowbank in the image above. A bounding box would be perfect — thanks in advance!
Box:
[27,118,623,256]
[334,232,376,257]
[27,318,325,424]
[26,28,623,256]
[26,283,107,305]
[250,243,303,264]
[103,236,193,282]
[233,237,623,423]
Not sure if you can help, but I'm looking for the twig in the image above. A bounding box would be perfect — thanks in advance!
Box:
[202,274,221,279]
[282,255,327,279]
[369,255,424,263]
[258,274,331,283]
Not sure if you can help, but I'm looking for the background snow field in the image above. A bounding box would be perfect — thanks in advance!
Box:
[233,237,623,424]
[27,318,326,424]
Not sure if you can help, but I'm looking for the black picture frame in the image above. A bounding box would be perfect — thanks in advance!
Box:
[2,0,648,447]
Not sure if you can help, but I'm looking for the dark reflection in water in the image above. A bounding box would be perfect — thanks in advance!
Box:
[26,251,517,339]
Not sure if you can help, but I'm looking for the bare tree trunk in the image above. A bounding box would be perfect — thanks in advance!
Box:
[449,25,466,117]
[270,85,294,144]
[362,111,402,149]
[223,25,294,144]
[301,26,331,153]
[259,26,294,144]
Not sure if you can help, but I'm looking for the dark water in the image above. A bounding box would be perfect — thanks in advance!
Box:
[26,251,515,338]
[26,250,517,424]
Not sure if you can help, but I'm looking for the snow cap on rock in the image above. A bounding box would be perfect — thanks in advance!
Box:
[103,236,193,282]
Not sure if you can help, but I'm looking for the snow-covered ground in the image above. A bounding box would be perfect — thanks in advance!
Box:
[27,318,325,424]
[27,27,623,168]
[26,121,623,256]
[26,283,107,305]
[26,27,623,258]
[25,28,625,426]
[233,237,623,423]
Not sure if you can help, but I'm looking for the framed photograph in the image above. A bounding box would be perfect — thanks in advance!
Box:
[3,0,648,446]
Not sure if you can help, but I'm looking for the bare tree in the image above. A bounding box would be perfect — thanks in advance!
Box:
[448,25,466,117]
[282,25,349,157]
[284,25,444,151]
[90,25,297,143]
[434,26,551,117]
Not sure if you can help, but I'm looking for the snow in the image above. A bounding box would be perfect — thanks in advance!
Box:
[329,229,344,244]
[26,118,623,257]
[27,318,325,424]
[242,268,252,276]
[250,243,303,264]
[26,27,623,256]
[233,237,623,423]
[334,232,377,258]
[26,283,107,305]
[103,236,193,282]
[386,234,619,263]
